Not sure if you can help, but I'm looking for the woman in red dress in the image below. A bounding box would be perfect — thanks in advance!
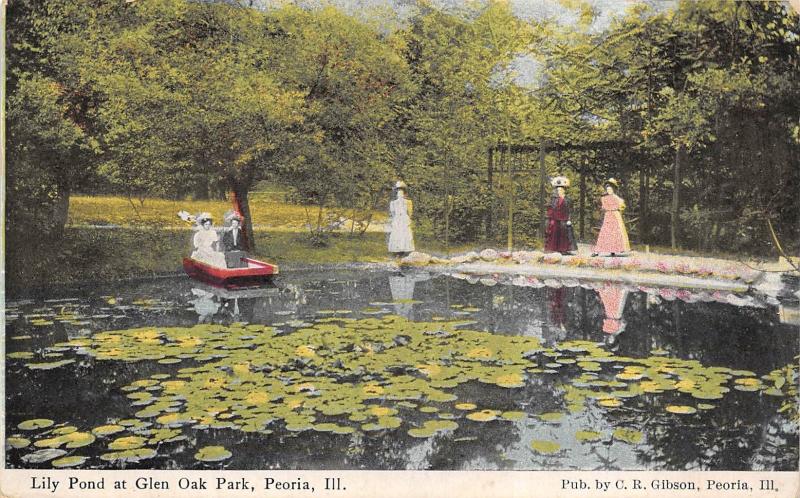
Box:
[545,176,577,254]
[592,178,630,256]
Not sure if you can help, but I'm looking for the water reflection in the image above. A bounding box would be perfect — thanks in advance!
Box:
[389,272,430,318]
[188,284,283,324]
[596,284,629,346]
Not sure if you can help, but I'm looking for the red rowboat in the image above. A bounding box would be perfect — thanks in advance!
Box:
[182,257,278,288]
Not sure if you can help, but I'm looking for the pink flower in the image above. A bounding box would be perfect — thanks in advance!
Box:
[655,262,670,273]
[590,258,605,268]
[622,259,641,270]
[674,262,690,274]
[696,267,713,277]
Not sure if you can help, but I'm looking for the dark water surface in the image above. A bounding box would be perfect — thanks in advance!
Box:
[5,269,798,470]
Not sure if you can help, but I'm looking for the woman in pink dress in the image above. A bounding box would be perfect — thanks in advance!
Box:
[592,178,630,256]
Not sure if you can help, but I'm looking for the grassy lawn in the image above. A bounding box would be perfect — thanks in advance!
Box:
[68,194,388,230]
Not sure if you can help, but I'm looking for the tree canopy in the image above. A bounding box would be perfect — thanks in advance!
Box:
[7,0,799,255]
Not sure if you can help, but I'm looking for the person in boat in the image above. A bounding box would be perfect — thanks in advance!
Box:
[591,178,631,257]
[545,176,577,255]
[388,181,415,258]
[191,213,226,267]
[221,211,247,268]
[222,212,245,251]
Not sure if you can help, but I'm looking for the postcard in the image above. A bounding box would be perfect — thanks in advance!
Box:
[3,0,798,497]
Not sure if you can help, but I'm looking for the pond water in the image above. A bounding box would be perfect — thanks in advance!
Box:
[5,269,798,471]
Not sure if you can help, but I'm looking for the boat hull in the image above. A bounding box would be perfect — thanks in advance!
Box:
[182,257,278,289]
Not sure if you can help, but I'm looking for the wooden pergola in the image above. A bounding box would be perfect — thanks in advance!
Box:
[487,140,632,250]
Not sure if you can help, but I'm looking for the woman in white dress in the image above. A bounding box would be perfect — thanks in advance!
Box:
[388,181,415,257]
[191,213,226,267]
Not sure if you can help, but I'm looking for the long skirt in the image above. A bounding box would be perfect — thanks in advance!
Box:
[593,211,630,254]
[388,217,415,253]
[545,220,576,253]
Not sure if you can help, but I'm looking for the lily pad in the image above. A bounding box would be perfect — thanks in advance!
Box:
[100,448,157,463]
[195,445,232,462]
[22,449,68,463]
[539,412,563,422]
[665,405,697,415]
[52,456,88,468]
[408,420,458,438]
[6,437,31,449]
[108,436,147,450]
[530,439,560,454]
[576,430,602,442]
[466,410,499,422]
[18,419,54,431]
[25,359,75,370]
[92,424,125,436]
[612,428,643,444]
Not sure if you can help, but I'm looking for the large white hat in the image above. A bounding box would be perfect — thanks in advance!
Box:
[551,176,570,188]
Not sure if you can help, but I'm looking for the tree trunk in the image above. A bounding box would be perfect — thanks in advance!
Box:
[230,186,255,252]
[538,142,547,239]
[579,160,586,241]
[51,184,71,240]
[671,144,684,249]
[639,167,648,244]
[486,147,493,239]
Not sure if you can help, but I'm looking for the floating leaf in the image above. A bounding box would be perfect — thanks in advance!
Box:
[500,411,525,421]
[8,352,34,359]
[666,405,697,415]
[195,446,232,462]
[108,436,147,450]
[539,412,563,422]
[25,359,75,370]
[455,403,477,411]
[22,449,67,463]
[6,437,31,449]
[101,448,157,463]
[52,456,88,468]
[613,428,643,444]
[495,373,524,388]
[576,430,601,442]
[466,410,499,422]
[530,439,560,454]
[50,426,78,435]
[18,419,54,431]
[408,420,458,438]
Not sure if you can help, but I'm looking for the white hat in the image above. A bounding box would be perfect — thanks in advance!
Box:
[196,212,213,223]
[551,176,570,188]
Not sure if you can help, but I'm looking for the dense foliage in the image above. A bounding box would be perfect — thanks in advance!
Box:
[7,0,799,255]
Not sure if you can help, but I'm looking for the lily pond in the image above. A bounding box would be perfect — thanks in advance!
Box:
[5,269,798,471]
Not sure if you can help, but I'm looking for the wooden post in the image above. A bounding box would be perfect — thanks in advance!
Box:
[639,163,648,244]
[671,144,684,249]
[539,141,547,239]
[579,158,586,241]
[507,150,514,252]
[487,147,493,239]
